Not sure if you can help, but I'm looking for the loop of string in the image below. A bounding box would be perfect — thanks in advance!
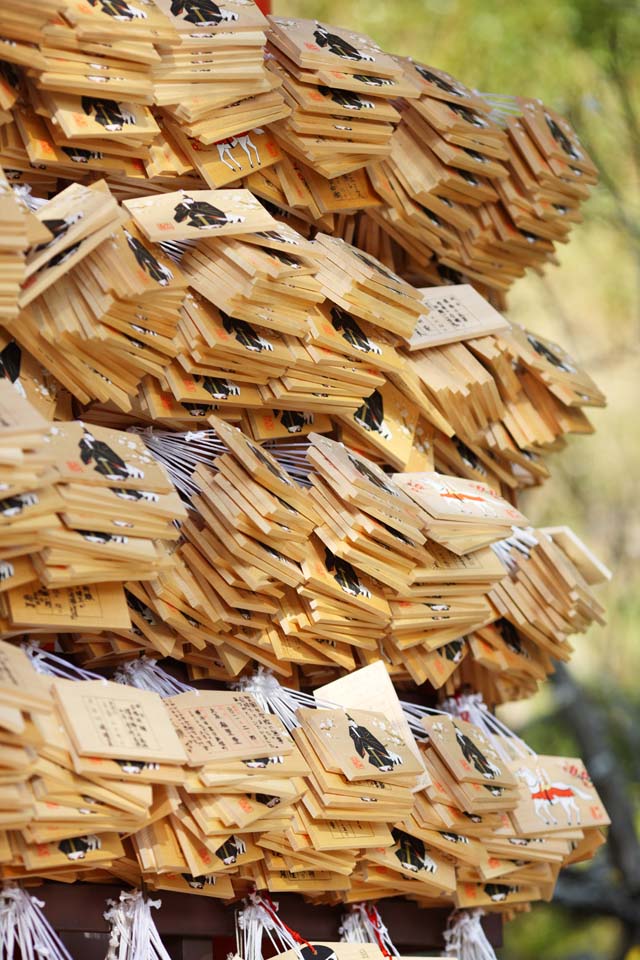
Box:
[0,883,73,960]
[233,667,339,732]
[113,658,196,698]
[126,428,310,504]
[443,910,497,960]
[442,692,536,763]
[21,642,106,683]
[491,527,538,576]
[235,891,314,960]
[104,890,171,960]
[400,692,535,764]
[339,904,398,958]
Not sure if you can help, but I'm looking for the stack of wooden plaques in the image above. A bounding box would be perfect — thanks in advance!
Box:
[0,0,613,934]
[265,17,418,178]
[0,639,610,918]
[0,391,189,636]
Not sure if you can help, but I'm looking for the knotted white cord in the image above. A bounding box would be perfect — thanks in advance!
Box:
[235,893,305,960]
[113,658,196,697]
[0,884,73,960]
[234,667,338,731]
[444,910,497,960]
[339,904,399,957]
[104,891,171,960]
[21,642,105,683]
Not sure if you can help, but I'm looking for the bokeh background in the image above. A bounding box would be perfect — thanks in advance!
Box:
[275,0,640,956]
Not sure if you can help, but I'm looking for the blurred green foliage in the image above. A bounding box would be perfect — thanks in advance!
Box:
[275,0,640,956]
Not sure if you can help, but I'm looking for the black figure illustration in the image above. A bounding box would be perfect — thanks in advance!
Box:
[110,487,158,502]
[449,104,488,128]
[391,827,437,873]
[58,835,102,861]
[463,148,488,164]
[246,438,293,485]
[220,311,273,352]
[318,86,373,110]
[254,794,281,808]
[79,428,145,482]
[123,229,173,285]
[443,638,465,662]
[455,727,502,780]
[0,492,38,517]
[0,341,25,397]
[484,884,518,902]
[170,0,238,25]
[81,96,135,131]
[195,375,240,400]
[79,530,128,545]
[354,389,391,440]
[182,874,216,889]
[269,249,299,269]
[313,23,374,62]
[61,147,103,163]
[484,784,504,797]
[544,113,580,160]
[347,452,396,495]
[274,410,313,433]
[500,619,530,658]
[526,333,575,372]
[454,438,486,474]
[347,714,402,771]
[255,230,298,245]
[459,169,479,186]
[0,561,14,582]
[173,195,244,229]
[439,831,470,844]
[330,305,382,355]
[352,248,400,284]
[181,403,212,416]
[414,64,462,96]
[214,835,246,865]
[37,215,85,253]
[301,948,336,960]
[243,755,284,769]
[88,0,147,18]
[45,241,82,268]
[115,758,159,775]
[0,62,20,93]
[462,812,483,824]
[353,74,393,86]
[325,547,371,599]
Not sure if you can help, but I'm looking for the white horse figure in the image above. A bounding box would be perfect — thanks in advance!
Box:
[215,129,263,170]
[216,137,242,171]
[231,128,263,168]
[516,767,591,827]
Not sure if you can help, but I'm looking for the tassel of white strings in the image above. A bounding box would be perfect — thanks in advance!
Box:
[104,890,171,960]
[443,910,497,960]
[21,641,105,682]
[234,666,338,731]
[339,904,399,957]
[113,657,196,697]
[234,892,305,960]
[0,884,73,960]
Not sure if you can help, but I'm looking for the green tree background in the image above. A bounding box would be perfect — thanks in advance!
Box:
[275,0,640,956]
